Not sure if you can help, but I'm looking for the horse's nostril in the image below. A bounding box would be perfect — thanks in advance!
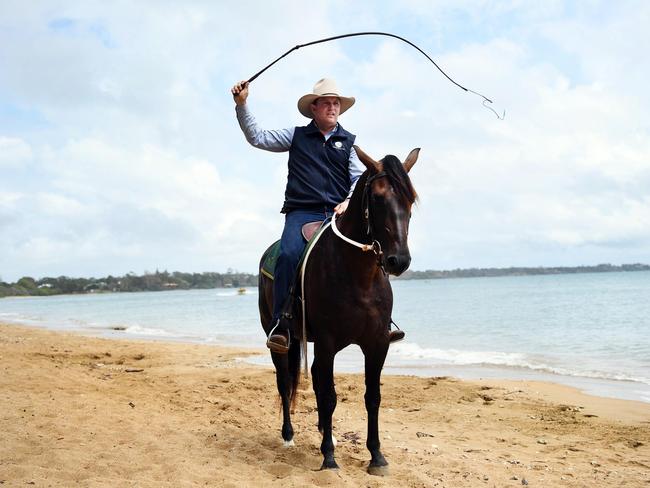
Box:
[387,255,399,267]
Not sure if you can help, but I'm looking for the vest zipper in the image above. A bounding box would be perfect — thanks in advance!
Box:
[321,138,331,203]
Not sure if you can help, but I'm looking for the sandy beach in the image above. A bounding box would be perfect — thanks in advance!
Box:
[1,323,648,487]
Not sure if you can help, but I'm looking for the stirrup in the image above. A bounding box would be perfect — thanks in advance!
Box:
[389,330,405,343]
[389,319,405,344]
[266,321,290,354]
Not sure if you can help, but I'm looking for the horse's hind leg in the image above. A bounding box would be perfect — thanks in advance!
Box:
[312,343,338,470]
[271,351,294,446]
[260,267,296,446]
[362,343,390,475]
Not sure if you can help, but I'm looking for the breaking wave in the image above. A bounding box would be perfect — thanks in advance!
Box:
[389,342,650,386]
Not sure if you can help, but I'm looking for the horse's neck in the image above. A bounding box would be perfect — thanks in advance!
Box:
[332,181,387,282]
[336,182,368,243]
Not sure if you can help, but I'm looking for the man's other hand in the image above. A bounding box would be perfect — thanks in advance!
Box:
[334,199,349,215]
[231,81,249,105]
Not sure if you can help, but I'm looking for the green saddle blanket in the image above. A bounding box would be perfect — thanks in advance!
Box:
[261,240,281,280]
[260,222,328,280]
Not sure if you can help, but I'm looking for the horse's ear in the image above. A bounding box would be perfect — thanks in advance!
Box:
[353,145,383,173]
[403,148,420,173]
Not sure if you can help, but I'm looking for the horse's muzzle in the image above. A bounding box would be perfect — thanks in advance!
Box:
[385,253,411,276]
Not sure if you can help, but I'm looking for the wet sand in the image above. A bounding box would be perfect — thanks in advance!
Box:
[1,323,649,487]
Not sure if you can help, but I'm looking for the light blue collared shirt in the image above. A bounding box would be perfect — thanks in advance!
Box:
[235,104,364,198]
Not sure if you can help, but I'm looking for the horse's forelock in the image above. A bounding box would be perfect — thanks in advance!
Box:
[381,155,418,203]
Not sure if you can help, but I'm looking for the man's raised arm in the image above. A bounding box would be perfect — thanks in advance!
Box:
[232,81,293,152]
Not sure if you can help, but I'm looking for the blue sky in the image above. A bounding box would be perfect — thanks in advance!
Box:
[1,1,649,282]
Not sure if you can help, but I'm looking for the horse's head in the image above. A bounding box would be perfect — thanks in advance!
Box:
[354,145,419,276]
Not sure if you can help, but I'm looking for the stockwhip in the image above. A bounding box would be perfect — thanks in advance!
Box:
[243,31,505,119]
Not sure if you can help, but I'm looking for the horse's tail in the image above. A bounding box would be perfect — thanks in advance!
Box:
[288,338,302,409]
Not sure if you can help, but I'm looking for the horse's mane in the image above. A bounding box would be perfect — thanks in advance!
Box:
[381,155,418,204]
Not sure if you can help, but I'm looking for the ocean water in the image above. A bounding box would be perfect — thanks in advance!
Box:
[1,272,649,404]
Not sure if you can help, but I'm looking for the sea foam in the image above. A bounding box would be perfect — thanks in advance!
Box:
[389,342,650,385]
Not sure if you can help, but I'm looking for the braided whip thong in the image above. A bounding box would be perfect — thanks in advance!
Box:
[243,31,504,119]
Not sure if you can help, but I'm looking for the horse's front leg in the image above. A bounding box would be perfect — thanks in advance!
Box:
[363,342,390,475]
[312,343,338,470]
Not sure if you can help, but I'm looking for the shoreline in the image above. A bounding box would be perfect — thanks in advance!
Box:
[4,317,650,405]
[248,346,650,405]
[3,320,650,420]
[1,323,649,486]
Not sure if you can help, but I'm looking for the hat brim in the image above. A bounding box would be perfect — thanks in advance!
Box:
[297,94,355,118]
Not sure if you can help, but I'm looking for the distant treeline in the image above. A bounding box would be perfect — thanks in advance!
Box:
[0,270,257,298]
[395,263,650,280]
[1,263,648,298]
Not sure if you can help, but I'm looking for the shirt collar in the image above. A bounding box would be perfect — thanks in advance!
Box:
[307,120,339,137]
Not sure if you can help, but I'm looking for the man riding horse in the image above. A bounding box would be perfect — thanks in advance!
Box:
[231,78,405,353]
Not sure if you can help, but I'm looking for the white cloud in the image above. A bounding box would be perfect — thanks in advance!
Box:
[1,1,649,280]
[0,137,32,167]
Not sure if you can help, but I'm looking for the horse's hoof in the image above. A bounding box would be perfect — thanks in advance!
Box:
[283,439,295,448]
[367,463,390,476]
[320,459,339,470]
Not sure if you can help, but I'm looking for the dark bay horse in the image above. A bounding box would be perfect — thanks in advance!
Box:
[258,145,419,475]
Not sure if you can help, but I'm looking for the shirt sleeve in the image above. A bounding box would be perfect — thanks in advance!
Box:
[347,145,365,198]
[235,104,293,152]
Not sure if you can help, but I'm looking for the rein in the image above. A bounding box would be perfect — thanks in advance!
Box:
[330,215,378,253]
[299,220,332,379]
[330,171,388,270]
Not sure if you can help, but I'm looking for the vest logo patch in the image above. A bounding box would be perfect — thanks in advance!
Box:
[334,141,344,149]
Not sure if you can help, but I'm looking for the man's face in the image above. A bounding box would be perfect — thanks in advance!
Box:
[311,96,340,129]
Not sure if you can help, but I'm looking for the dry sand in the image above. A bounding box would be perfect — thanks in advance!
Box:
[1,323,649,487]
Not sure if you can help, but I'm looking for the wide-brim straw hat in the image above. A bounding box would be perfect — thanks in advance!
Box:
[297,78,355,118]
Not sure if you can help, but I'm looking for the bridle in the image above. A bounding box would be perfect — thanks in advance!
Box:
[331,171,389,270]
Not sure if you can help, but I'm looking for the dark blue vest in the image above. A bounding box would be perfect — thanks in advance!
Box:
[281,121,356,213]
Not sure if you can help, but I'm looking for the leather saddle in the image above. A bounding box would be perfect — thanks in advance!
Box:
[261,221,325,281]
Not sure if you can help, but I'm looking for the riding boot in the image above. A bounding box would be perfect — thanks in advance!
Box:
[267,316,291,354]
